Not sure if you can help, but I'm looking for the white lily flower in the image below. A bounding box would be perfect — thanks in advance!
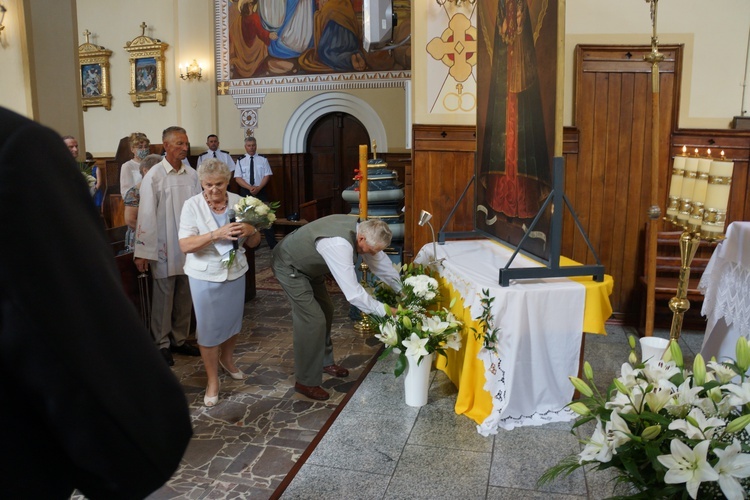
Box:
[707,361,738,384]
[444,332,462,351]
[665,380,703,418]
[645,381,673,413]
[375,321,399,347]
[605,410,632,450]
[642,359,680,385]
[421,315,449,335]
[725,381,750,407]
[402,332,429,358]
[579,418,614,464]
[617,362,642,389]
[713,438,750,500]
[605,383,646,414]
[657,439,719,499]
[668,407,726,440]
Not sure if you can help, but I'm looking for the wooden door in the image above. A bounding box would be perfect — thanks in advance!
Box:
[306,113,370,214]
[563,45,682,323]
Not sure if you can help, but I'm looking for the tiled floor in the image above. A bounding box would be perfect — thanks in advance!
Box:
[80,243,708,499]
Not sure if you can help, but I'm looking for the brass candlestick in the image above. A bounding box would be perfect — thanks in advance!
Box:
[353,262,376,334]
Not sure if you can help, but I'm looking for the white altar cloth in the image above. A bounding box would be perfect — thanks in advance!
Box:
[415,240,587,434]
[699,221,750,361]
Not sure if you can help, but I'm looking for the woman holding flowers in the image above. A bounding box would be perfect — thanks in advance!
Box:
[178,159,261,407]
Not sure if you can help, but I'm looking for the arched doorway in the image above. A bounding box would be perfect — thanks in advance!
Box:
[306,112,370,214]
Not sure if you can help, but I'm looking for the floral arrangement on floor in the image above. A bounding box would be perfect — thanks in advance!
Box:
[539,336,750,499]
[371,263,463,377]
[233,195,279,229]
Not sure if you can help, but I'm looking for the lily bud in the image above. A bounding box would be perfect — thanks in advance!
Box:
[629,351,638,365]
[613,378,630,395]
[736,337,750,374]
[449,297,457,308]
[641,424,662,440]
[569,376,594,398]
[669,340,683,366]
[402,315,412,329]
[693,354,706,386]
[686,415,701,429]
[628,335,637,349]
[568,402,590,416]
[584,361,594,381]
[725,414,750,434]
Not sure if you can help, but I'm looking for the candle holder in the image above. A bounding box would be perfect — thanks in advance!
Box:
[353,262,376,334]
[663,150,734,341]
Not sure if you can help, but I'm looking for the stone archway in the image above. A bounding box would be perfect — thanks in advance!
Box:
[282,92,387,154]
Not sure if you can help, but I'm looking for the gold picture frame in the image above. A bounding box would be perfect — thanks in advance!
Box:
[78,30,112,111]
[124,22,168,107]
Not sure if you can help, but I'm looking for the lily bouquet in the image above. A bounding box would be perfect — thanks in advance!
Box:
[371,264,463,377]
[540,336,750,499]
[233,195,279,229]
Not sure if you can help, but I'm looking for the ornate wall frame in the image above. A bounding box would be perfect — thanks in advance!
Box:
[124,22,169,107]
[213,0,410,134]
[78,30,112,111]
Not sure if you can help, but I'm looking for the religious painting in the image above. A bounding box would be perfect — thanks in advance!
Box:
[224,0,411,79]
[475,0,559,261]
[135,57,158,92]
[78,31,112,111]
[124,23,169,107]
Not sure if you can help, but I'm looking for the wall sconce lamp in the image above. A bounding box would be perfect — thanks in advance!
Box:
[0,3,7,33]
[418,209,443,265]
[179,59,202,81]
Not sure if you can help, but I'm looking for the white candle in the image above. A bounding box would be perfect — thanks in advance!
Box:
[677,151,700,224]
[668,155,686,198]
[701,154,734,237]
[692,156,712,206]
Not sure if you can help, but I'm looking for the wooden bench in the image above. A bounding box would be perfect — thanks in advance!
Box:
[641,230,713,330]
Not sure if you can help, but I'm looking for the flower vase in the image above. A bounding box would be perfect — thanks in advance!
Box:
[403,352,434,407]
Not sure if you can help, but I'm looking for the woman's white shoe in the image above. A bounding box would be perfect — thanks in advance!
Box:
[219,361,246,380]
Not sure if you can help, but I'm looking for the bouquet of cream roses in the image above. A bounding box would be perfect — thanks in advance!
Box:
[539,336,750,499]
[233,196,279,229]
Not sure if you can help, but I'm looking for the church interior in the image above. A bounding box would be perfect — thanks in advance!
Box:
[2,0,749,498]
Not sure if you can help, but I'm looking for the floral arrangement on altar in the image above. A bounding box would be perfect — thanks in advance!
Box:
[371,264,463,377]
[539,336,750,499]
[234,195,279,229]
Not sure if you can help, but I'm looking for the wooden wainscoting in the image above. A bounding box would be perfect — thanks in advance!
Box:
[405,125,476,261]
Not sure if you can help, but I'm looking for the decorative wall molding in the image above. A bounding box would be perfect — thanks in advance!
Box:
[282,92,387,154]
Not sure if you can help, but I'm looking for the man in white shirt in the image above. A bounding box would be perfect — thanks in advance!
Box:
[271,215,401,400]
[235,136,276,248]
[134,126,202,366]
[196,134,235,171]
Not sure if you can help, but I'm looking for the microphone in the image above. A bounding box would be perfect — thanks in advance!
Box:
[227,209,238,251]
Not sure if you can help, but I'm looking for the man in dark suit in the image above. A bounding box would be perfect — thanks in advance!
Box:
[0,107,192,499]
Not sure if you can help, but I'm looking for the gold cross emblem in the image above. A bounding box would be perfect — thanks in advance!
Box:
[217,81,230,95]
[426,13,477,83]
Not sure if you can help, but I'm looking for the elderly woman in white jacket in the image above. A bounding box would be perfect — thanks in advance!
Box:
[179,158,261,407]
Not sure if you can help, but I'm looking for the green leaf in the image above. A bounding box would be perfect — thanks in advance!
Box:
[394,352,407,377]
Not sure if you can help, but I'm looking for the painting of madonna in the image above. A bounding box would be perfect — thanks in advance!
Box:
[227,0,411,79]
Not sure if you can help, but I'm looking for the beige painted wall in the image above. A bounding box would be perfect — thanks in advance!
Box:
[2,0,748,156]
[411,0,750,129]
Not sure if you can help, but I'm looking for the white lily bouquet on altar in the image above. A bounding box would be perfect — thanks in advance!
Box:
[234,195,279,229]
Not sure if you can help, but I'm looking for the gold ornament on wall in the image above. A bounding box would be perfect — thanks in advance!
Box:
[124,22,169,107]
[78,29,113,111]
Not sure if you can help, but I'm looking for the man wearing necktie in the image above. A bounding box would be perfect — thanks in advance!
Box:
[235,136,276,248]
[196,134,235,171]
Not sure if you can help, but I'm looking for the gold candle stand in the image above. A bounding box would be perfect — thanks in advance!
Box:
[353,262,376,334]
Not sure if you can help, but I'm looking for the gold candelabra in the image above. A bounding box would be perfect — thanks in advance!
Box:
[353,262,376,334]
[663,149,734,341]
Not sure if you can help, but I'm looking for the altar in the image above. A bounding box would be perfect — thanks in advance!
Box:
[414,240,613,435]
[699,221,750,360]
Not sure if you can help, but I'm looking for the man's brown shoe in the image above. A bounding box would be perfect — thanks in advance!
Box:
[294,382,330,401]
[323,364,349,378]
